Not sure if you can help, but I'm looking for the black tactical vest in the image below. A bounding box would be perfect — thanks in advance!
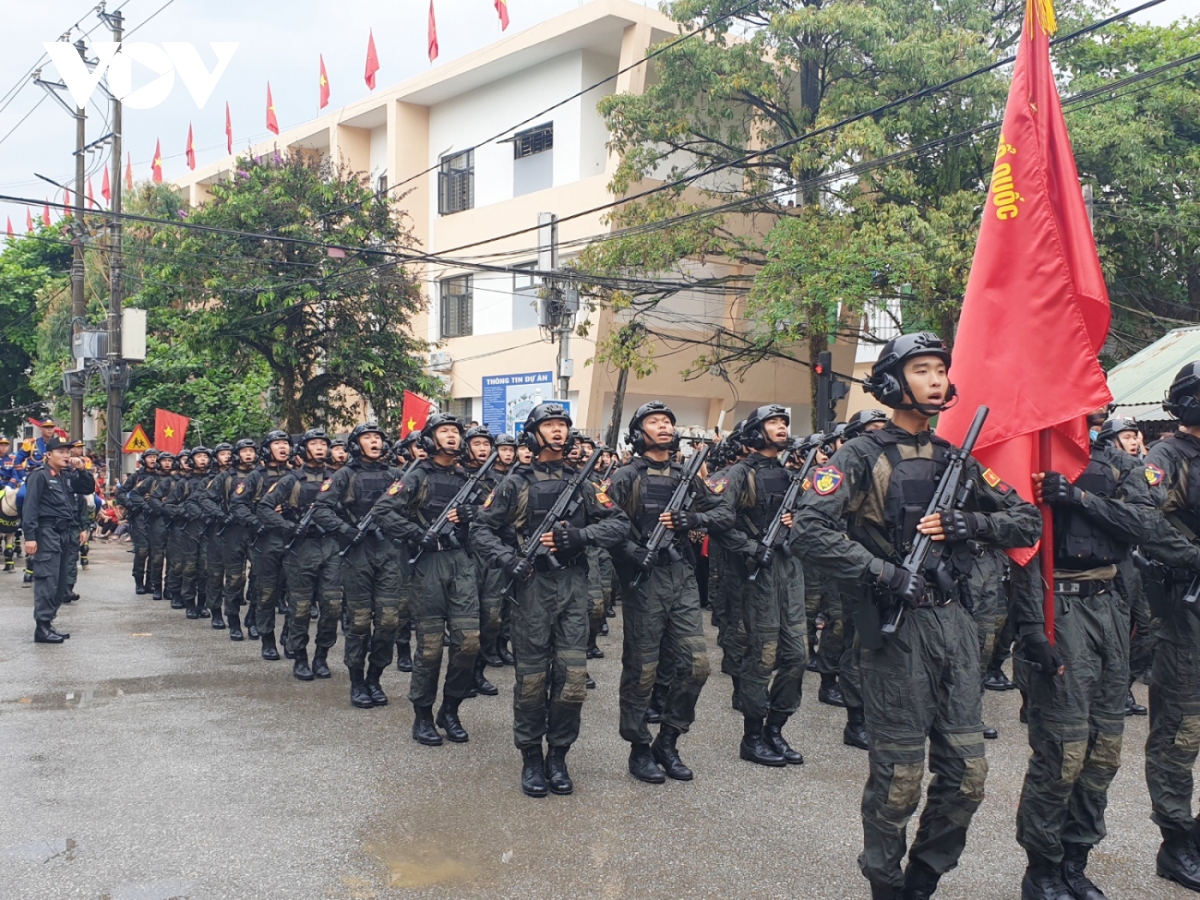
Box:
[420,466,465,525]
[1053,451,1122,570]
[225,469,253,510]
[1160,434,1200,538]
[346,464,392,520]
[634,466,677,536]
[741,459,791,535]
[524,468,586,539]
[849,432,950,562]
[293,468,327,513]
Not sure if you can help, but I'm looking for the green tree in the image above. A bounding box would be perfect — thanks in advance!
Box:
[137,153,437,434]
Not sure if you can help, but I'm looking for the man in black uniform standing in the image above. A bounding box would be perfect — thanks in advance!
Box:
[141,451,177,602]
[374,413,481,743]
[200,442,234,627]
[472,404,628,797]
[215,439,259,640]
[607,401,728,783]
[22,436,91,643]
[115,448,159,594]
[795,333,1041,900]
[462,424,503,697]
[179,447,214,620]
[232,431,292,660]
[312,423,403,709]
[260,429,338,681]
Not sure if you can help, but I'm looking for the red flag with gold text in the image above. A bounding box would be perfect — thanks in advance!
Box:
[936,0,1111,565]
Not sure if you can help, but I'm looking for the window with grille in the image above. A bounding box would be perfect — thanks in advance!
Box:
[513,124,553,159]
[440,275,473,338]
[446,398,472,421]
[438,150,474,215]
[376,173,388,195]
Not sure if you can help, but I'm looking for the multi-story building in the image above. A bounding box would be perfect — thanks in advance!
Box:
[173,0,853,440]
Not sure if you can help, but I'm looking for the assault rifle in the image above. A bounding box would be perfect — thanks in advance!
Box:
[880,405,989,639]
[506,449,602,589]
[338,457,421,558]
[748,435,824,582]
[283,494,324,552]
[631,444,709,587]
[409,450,498,566]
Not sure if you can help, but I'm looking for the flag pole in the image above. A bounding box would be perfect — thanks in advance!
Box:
[1038,427,1056,643]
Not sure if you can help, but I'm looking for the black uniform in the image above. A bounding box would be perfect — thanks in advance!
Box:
[22,460,92,633]
[231,460,291,651]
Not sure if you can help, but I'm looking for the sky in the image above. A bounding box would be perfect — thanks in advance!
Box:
[0,0,1192,234]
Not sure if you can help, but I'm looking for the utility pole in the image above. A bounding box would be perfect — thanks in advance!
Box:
[100,5,126,483]
[36,39,89,441]
[537,213,578,404]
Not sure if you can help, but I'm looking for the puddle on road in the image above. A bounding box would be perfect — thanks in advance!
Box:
[3,668,297,711]
[0,837,81,863]
[366,836,479,889]
[99,877,194,900]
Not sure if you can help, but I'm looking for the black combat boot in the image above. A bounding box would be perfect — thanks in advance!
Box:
[1021,854,1074,900]
[246,617,260,640]
[587,639,604,659]
[739,717,785,767]
[645,680,668,724]
[984,665,1016,691]
[764,712,803,764]
[586,673,596,690]
[651,725,694,781]
[185,598,200,619]
[135,578,147,595]
[628,742,665,784]
[34,622,65,644]
[412,704,443,745]
[436,696,469,743]
[818,673,846,707]
[1158,832,1200,893]
[395,637,413,673]
[521,746,548,797]
[152,588,163,601]
[210,611,226,629]
[311,649,332,679]
[480,636,503,668]
[474,658,498,696]
[903,859,941,900]
[227,612,244,641]
[1061,843,1107,900]
[498,638,515,666]
[349,669,374,709]
[171,593,185,610]
[260,632,280,661]
[871,883,902,900]
[292,650,314,681]
[545,745,573,795]
[196,604,210,619]
[983,723,999,740]
[844,706,869,750]
[365,665,388,706]
[1126,689,1147,716]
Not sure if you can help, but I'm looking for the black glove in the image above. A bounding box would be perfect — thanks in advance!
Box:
[632,546,657,572]
[454,504,475,524]
[419,531,440,551]
[668,510,696,531]
[504,554,533,583]
[1020,632,1064,675]
[551,523,586,554]
[874,560,926,609]
[753,542,775,571]
[940,510,988,542]
[1042,471,1084,506]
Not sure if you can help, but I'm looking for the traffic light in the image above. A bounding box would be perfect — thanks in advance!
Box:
[815,350,850,433]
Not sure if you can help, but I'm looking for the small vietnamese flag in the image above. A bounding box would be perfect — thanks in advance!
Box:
[101,165,111,203]
[6,217,12,237]
[225,101,233,154]
[400,391,435,438]
[42,200,51,227]
[319,55,331,109]
[185,122,196,170]
[154,408,191,455]
[26,208,32,231]
[495,0,510,30]
[365,29,380,90]
[428,1,439,63]
[266,82,280,135]
[152,139,164,183]
[125,152,133,190]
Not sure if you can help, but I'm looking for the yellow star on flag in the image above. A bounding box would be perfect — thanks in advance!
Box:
[164,426,175,438]
[320,75,327,87]
[407,418,417,431]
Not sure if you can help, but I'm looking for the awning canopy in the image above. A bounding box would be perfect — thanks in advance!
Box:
[1108,326,1200,423]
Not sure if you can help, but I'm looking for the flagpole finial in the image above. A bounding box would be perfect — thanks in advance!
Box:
[1026,0,1057,36]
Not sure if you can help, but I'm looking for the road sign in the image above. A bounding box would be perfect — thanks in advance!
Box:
[123,424,152,453]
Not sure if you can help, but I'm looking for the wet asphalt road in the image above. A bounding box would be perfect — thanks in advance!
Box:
[0,541,1195,900]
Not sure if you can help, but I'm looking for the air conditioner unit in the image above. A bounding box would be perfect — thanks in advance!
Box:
[429,351,453,372]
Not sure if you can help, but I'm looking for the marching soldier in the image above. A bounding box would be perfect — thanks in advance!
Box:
[492,432,519,668]
[708,405,807,768]
[115,448,159,592]
[214,439,260,640]
[141,452,177,602]
[311,423,403,708]
[260,429,338,681]
[471,403,629,798]
[462,424,503,697]
[374,413,481,743]
[163,451,192,609]
[178,447,213,620]
[21,436,90,643]
[232,431,293,660]
[607,401,727,783]
[1138,363,1200,894]
[199,443,235,627]
[795,332,1041,899]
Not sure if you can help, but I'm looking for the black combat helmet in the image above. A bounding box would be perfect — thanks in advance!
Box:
[863,332,956,414]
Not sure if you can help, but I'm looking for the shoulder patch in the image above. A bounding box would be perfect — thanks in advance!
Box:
[387,481,402,496]
[594,487,614,508]
[981,468,1012,493]
[1145,464,1164,487]
[812,466,843,496]
[235,483,246,495]
[319,480,333,492]
[705,477,728,495]
[802,478,812,492]
[482,489,496,510]
[266,483,276,495]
